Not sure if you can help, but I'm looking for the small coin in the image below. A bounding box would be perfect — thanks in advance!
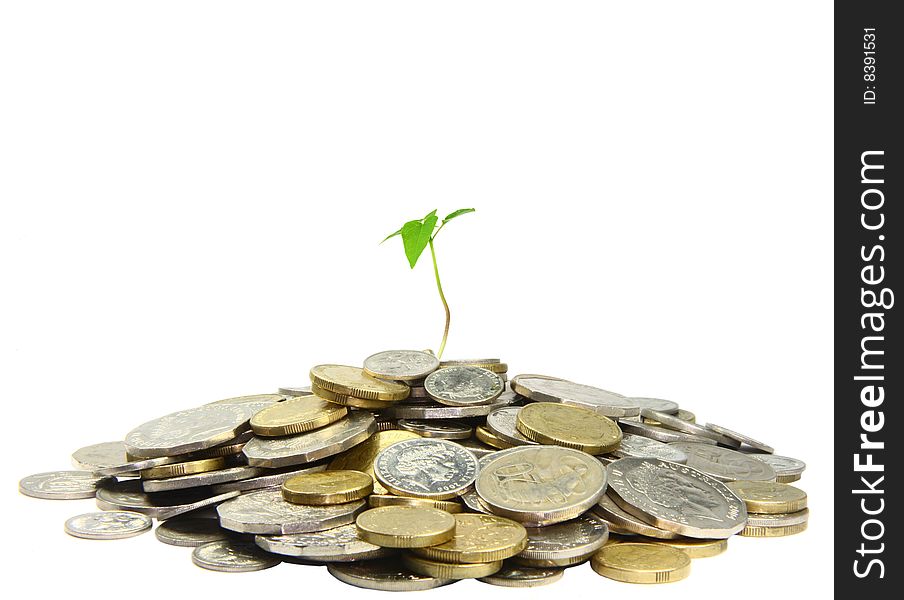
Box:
[668,442,776,482]
[515,403,622,455]
[217,488,365,535]
[424,366,504,406]
[95,480,240,519]
[643,408,696,425]
[368,494,463,513]
[402,554,503,579]
[478,565,563,587]
[250,395,348,437]
[312,384,399,409]
[593,494,681,540]
[374,438,478,500]
[511,376,639,418]
[255,523,392,561]
[328,430,422,494]
[155,518,231,547]
[19,470,111,500]
[397,419,473,440]
[725,480,807,514]
[619,419,717,445]
[741,508,810,537]
[142,465,267,493]
[653,537,728,558]
[211,462,328,494]
[282,470,373,505]
[278,386,312,396]
[363,350,440,381]
[327,559,454,591]
[705,423,774,453]
[610,433,688,464]
[590,543,691,584]
[641,410,736,446]
[192,540,281,572]
[748,454,806,482]
[626,397,679,414]
[485,407,536,446]
[356,506,457,548]
[310,364,410,401]
[140,457,227,480]
[65,511,152,540]
[516,513,609,566]
[412,513,527,563]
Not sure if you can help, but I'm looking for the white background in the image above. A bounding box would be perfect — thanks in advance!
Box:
[1,1,832,598]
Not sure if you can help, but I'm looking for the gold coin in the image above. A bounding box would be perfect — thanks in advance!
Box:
[475,426,513,450]
[402,554,503,579]
[355,506,457,548]
[740,521,809,537]
[310,364,410,401]
[281,470,373,505]
[775,473,802,483]
[644,409,696,425]
[412,513,528,563]
[139,457,227,480]
[726,480,807,514]
[515,403,622,455]
[250,395,348,437]
[591,543,691,584]
[368,494,463,513]
[654,538,728,558]
[311,384,399,410]
[328,430,421,494]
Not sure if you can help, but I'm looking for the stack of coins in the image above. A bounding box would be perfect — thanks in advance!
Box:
[18,351,809,588]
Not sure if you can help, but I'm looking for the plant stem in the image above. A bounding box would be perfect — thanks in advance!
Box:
[428,238,450,359]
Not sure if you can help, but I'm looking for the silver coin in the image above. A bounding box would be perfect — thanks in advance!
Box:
[95,480,240,519]
[745,508,810,528]
[364,350,440,381]
[668,442,776,482]
[255,523,392,561]
[243,411,376,468]
[205,393,285,406]
[592,493,680,539]
[486,406,536,446]
[328,559,454,591]
[216,488,365,534]
[397,419,473,440]
[610,433,688,464]
[211,462,329,494]
[640,409,736,446]
[124,401,274,459]
[478,566,563,587]
[192,540,281,572]
[424,366,504,406]
[65,511,152,540]
[382,394,515,420]
[374,438,478,499]
[451,438,497,459]
[155,518,232,547]
[142,465,267,493]
[511,376,640,418]
[71,441,132,471]
[606,457,747,538]
[440,358,501,365]
[705,423,775,454]
[625,397,679,414]
[19,470,111,500]
[748,454,806,480]
[618,419,717,445]
[278,386,312,396]
[517,513,609,565]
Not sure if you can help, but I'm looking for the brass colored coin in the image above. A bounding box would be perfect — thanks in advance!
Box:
[310,364,410,401]
[328,430,422,494]
[312,384,400,410]
[653,537,728,558]
[776,473,802,483]
[251,395,348,437]
[412,513,528,563]
[516,403,622,455]
[740,521,809,537]
[281,470,374,505]
[475,426,514,450]
[591,543,691,584]
[368,494,463,513]
[402,554,503,579]
[643,409,696,425]
[355,506,456,548]
[139,457,227,480]
[726,480,808,514]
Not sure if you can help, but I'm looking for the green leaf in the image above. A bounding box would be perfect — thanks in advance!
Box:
[443,208,475,223]
[381,228,402,244]
[400,211,438,268]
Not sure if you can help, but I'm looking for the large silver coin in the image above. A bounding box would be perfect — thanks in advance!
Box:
[475,445,607,525]
[486,406,536,446]
[668,442,776,482]
[243,411,376,468]
[748,454,806,482]
[155,518,231,547]
[364,350,440,381]
[618,419,717,445]
[511,376,640,418]
[142,465,267,493]
[397,419,473,440]
[610,433,688,464]
[606,457,747,538]
[705,423,775,454]
[211,462,329,494]
[640,409,737,446]
[592,493,681,539]
[95,480,240,520]
[516,513,609,566]
[278,386,312,396]
[19,471,111,499]
[192,540,280,572]
[327,559,454,591]
[64,511,152,540]
[382,395,514,419]
[124,400,274,458]
[71,441,132,470]
[424,366,504,406]
[625,397,679,414]
[374,438,479,499]
[479,566,563,587]
[216,488,365,534]
[255,523,392,561]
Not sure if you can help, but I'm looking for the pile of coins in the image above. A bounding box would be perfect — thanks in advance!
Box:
[19,350,808,589]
